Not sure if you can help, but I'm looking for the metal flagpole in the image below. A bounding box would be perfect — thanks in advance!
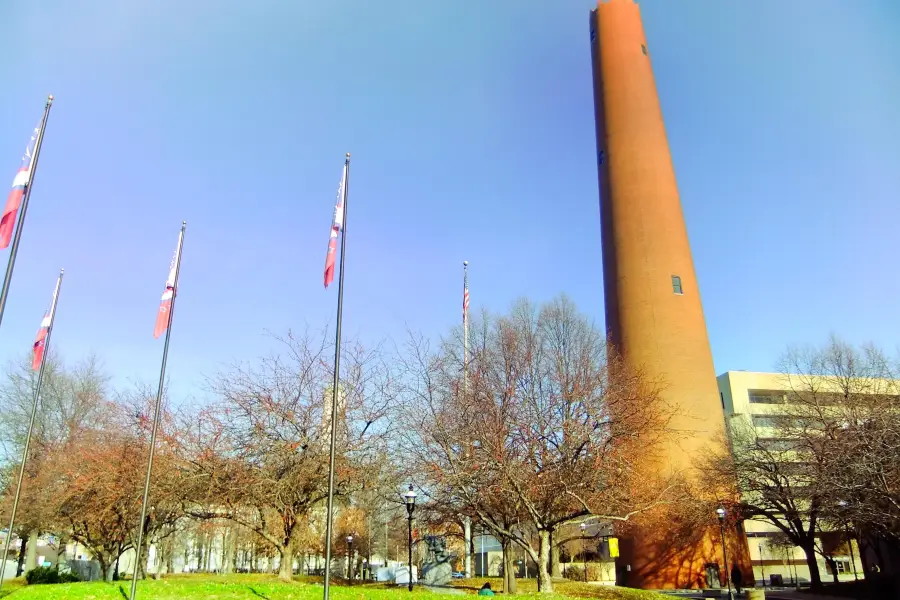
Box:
[0,96,54,329]
[462,261,472,577]
[462,260,469,391]
[130,222,185,600]
[323,153,350,600]
[0,268,64,593]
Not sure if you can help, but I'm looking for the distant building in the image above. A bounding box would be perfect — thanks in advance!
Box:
[718,371,866,585]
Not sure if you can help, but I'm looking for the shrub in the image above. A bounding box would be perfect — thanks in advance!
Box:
[25,566,80,585]
[563,563,606,582]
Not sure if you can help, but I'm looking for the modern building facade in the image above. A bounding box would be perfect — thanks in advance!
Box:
[588,0,749,589]
[718,371,864,585]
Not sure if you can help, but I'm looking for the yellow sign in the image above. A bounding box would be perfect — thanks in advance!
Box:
[608,537,620,558]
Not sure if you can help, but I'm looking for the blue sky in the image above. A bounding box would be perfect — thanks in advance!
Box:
[0,0,898,402]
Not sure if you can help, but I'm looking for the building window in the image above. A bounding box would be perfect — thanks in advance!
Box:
[749,390,787,404]
[671,275,683,294]
[641,44,648,55]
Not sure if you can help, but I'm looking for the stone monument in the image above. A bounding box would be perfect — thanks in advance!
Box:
[420,535,457,586]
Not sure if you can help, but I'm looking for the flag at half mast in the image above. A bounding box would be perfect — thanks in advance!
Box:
[323,162,347,289]
[32,281,59,370]
[0,123,41,249]
[154,230,183,339]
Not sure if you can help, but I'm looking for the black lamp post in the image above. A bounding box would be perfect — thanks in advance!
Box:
[404,485,417,592]
[580,523,587,583]
[716,507,734,600]
[759,543,765,588]
[346,534,354,582]
[837,500,859,581]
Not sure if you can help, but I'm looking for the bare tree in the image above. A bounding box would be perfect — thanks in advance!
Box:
[401,296,676,593]
[182,328,394,581]
[0,353,111,571]
[721,336,900,589]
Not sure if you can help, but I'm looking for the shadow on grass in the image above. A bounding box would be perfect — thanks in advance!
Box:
[117,583,128,599]
[248,587,270,599]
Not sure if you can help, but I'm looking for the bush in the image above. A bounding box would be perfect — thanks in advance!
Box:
[563,563,606,582]
[25,566,81,585]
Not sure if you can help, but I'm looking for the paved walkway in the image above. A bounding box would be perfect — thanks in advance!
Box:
[659,591,850,600]
[761,592,848,600]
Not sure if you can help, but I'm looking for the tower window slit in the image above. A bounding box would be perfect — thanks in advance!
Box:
[672,275,683,295]
[641,44,648,55]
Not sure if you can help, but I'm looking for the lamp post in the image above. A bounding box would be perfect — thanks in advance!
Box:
[716,507,734,600]
[837,500,859,581]
[346,534,353,583]
[580,523,587,583]
[759,543,765,588]
[404,485,416,592]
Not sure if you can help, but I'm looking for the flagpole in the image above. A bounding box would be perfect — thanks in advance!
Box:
[0,96,54,329]
[323,153,350,600]
[0,268,63,593]
[463,260,469,393]
[129,222,185,600]
[462,261,471,577]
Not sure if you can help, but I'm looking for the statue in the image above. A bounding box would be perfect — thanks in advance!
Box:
[420,535,457,586]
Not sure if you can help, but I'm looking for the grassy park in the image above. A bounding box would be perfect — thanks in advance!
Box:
[0,574,668,600]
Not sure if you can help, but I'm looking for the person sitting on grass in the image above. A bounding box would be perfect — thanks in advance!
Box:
[478,582,495,596]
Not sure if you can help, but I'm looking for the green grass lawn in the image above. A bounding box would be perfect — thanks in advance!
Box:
[0,573,668,599]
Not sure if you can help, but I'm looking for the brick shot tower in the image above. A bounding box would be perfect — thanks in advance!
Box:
[588,0,750,590]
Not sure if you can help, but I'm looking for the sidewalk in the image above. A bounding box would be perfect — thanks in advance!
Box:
[762,592,849,600]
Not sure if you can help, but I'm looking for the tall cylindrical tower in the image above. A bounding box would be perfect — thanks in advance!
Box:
[589,0,749,589]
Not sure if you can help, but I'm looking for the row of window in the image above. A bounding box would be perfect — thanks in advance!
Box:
[749,390,787,404]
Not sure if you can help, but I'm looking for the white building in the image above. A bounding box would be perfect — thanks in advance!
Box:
[718,371,864,586]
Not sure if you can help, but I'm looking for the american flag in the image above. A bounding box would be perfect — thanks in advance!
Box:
[0,124,40,249]
[463,264,469,321]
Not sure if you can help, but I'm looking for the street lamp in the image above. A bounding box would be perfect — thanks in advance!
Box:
[346,534,354,582]
[580,523,587,583]
[759,543,765,588]
[716,507,734,600]
[404,485,417,592]
[837,500,859,580]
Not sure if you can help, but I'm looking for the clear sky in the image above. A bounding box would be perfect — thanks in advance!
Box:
[0,0,898,402]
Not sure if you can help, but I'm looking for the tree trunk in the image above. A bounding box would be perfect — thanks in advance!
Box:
[550,532,562,578]
[138,537,149,580]
[825,557,839,584]
[167,543,175,575]
[195,539,203,572]
[502,540,517,594]
[113,554,121,581]
[537,530,554,593]
[99,552,114,582]
[202,536,211,572]
[222,530,235,574]
[24,530,38,572]
[15,535,28,577]
[802,542,822,589]
[278,541,294,582]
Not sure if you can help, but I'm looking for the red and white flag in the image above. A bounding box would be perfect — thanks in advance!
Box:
[32,279,59,370]
[154,230,183,339]
[0,124,41,249]
[323,162,348,289]
[463,275,470,321]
